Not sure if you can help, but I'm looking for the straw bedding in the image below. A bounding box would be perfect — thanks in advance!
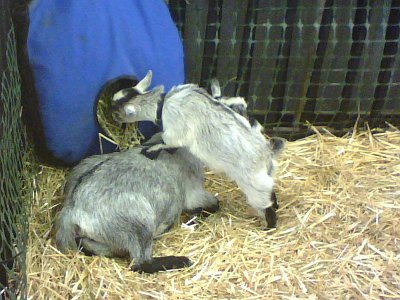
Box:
[27,125,400,299]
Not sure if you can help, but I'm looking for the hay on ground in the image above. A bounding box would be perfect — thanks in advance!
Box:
[27,126,400,299]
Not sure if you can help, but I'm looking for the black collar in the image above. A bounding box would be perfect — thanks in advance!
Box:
[156,93,166,128]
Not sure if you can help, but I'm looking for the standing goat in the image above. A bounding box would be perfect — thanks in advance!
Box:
[55,147,219,273]
[209,79,285,174]
[112,71,284,228]
[209,78,285,210]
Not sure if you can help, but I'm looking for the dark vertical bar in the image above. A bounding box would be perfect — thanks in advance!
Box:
[168,0,187,37]
[382,59,400,114]
[283,0,325,128]
[300,0,334,124]
[334,0,368,128]
[356,2,391,114]
[184,0,209,84]
[370,4,400,126]
[215,0,248,94]
[261,0,297,129]
[200,0,222,87]
[248,0,287,114]
[235,0,257,99]
[312,0,357,115]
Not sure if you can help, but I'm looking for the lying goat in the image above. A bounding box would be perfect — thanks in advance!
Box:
[55,147,218,273]
[112,71,284,228]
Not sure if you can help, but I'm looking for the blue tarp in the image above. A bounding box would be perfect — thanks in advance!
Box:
[28,0,184,164]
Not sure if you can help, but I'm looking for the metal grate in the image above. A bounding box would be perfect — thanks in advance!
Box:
[168,0,400,139]
[0,9,30,300]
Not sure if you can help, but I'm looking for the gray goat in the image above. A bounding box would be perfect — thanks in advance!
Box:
[112,71,284,228]
[55,147,219,273]
[209,78,285,174]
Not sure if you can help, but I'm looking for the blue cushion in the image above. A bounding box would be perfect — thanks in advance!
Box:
[27,0,184,164]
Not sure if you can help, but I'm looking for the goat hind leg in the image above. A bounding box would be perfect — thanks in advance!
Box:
[77,237,115,257]
[132,256,192,274]
[128,230,191,273]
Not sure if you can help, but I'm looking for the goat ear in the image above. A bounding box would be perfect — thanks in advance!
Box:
[210,78,221,98]
[252,120,264,133]
[112,89,125,102]
[124,104,136,116]
[270,137,286,156]
[135,70,153,94]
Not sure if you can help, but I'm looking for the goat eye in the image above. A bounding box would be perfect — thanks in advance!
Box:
[124,105,136,116]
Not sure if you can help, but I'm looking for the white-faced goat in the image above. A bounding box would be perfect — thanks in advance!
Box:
[55,147,219,273]
[210,78,285,210]
[111,71,285,228]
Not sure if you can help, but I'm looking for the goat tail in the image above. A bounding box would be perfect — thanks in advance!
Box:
[55,209,78,252]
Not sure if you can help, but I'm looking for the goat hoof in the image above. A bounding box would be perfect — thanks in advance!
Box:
[186,201,220,224]
[271,191,279,210]
[272,201,279,210]
[264,207,277,229]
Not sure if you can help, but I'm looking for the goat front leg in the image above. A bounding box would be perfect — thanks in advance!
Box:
[185,198,220,226]
[145,136,180,154]
[264,206,277,229]
[271,191,279,210]
[239,172,277,229]
[140,146,178,160]
[129,229,192,273]
[184,189,220,226]
[141,132,178,160]
[147,143,170,152]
